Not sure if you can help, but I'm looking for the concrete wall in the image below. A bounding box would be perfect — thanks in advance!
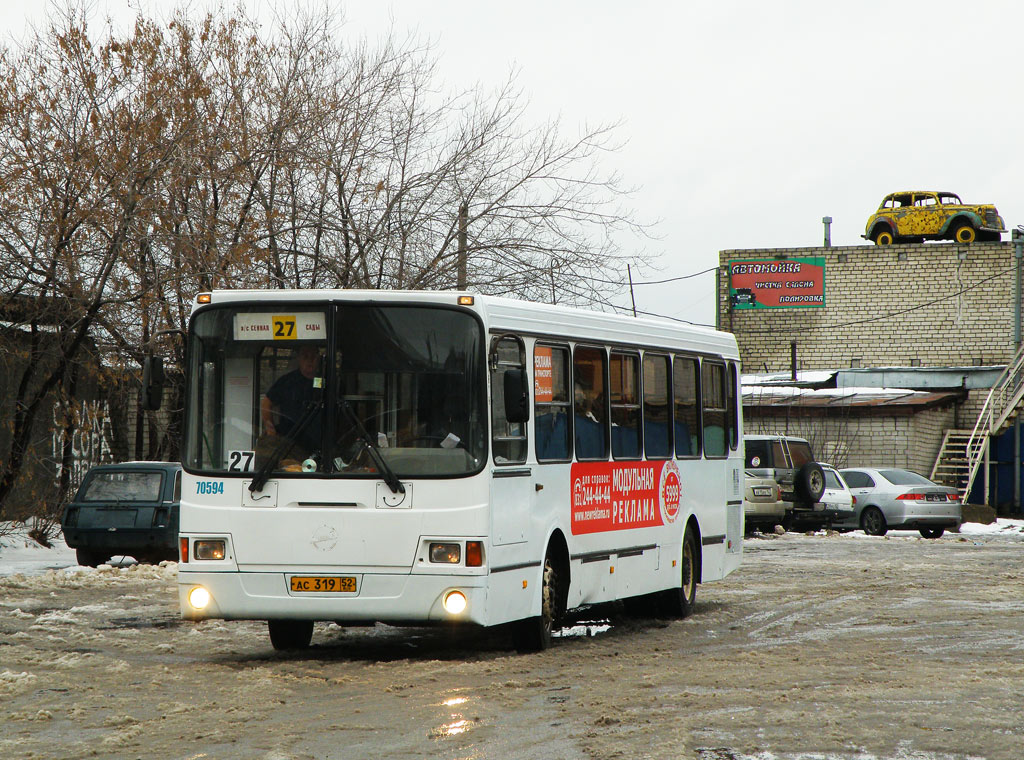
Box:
[718,242,1017,374]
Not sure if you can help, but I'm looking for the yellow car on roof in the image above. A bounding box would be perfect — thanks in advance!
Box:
[863,191,1005,245]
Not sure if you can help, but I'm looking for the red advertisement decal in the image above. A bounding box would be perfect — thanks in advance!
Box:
[728,257,825,309]
[534,346,553,403]
[571,460,682,535]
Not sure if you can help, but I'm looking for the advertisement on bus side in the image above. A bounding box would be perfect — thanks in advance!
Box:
[570,460,681,535]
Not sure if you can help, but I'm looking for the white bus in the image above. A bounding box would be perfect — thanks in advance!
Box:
[176,289,744,651]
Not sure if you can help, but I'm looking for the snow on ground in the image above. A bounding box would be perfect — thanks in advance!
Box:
[958,517,1024,536]
[0,522,137,577]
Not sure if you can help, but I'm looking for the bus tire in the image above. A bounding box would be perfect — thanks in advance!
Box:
[659,527,698,619]
[515,553,559,652]
[268,619,314,650]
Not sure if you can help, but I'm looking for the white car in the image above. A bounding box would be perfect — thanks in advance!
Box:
[819,464,855,524]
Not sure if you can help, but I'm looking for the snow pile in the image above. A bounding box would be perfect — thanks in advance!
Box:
[0,670,37,697]
[0,522,76,576]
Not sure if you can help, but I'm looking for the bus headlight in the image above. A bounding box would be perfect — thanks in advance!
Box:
[430,543,461,564]
[443,590,467,615]
[188,586,212,610]
[194,540,226,560]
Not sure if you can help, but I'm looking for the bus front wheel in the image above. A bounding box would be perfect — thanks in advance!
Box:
[515,554,560,652]
[268,619,314,650]
[659,527,698,618]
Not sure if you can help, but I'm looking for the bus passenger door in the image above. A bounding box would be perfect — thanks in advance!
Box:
[490,335,530,545]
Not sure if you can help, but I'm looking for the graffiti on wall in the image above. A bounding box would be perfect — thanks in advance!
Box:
[52,400,111,493]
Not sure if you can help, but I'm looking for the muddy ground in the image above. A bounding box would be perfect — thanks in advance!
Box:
[3,530,1024,760]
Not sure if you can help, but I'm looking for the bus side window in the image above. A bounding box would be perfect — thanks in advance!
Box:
[490,336,528,464]
[673,356,700,458]
[702,361,727,458]
[643,354,672,459]
[610,351,641,459]
[534,344,572,461]
[573,346,608,460]
[727,362,740,451]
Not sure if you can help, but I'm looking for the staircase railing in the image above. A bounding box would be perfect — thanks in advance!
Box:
[963,344,1024,501]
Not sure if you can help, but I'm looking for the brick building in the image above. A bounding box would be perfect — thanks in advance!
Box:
[718,241,1022,509]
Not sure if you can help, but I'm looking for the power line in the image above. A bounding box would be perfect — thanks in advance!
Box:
[605,263,1013,333]
[581,266,718,287]
[802,266,1013,331]
[609,303,717,329]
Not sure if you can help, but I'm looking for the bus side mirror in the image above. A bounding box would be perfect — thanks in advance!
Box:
[142,356,165,411]
[503,368,530,424]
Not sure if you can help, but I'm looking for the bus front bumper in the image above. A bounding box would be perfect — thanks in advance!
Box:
[178,570,488,626]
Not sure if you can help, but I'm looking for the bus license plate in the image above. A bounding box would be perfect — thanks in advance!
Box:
[290,576,357,593]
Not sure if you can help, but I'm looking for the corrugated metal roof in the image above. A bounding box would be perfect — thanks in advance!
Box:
[742,384,962,410]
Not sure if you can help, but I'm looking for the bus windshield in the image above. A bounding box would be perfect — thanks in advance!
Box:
[183,303,486,478]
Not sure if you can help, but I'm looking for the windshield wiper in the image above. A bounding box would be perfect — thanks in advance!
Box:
[249,399,322,494]
[341,400,405,495]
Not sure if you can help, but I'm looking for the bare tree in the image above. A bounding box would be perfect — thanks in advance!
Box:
[0,3,649,521]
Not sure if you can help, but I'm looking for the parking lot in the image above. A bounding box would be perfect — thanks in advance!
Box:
[3,526,1024,759]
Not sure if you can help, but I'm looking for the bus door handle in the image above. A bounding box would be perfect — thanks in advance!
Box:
[535,484,544,492]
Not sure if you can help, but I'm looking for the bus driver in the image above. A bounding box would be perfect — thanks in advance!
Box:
[260,345,323,455]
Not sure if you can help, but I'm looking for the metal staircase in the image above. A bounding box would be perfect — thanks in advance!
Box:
[930,429,977,492]
[933,343,1024,502]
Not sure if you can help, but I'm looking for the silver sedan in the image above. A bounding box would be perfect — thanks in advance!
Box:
[836,467,962,539]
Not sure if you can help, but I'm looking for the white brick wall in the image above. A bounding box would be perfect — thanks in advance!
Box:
[719,242,1016,372]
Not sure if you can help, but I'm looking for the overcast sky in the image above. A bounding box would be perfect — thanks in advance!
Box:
[4,1,1022,327]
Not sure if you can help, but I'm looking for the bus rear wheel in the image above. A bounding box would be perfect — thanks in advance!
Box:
[659,527,698,618]
[268,619,314,650]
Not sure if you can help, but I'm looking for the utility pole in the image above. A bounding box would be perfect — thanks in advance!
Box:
[627,265,637,317]
[136,229,152,460]
[456,202,468,290]
[1014,228,1023,512]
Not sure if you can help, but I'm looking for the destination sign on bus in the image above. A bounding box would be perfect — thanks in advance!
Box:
[570,460,681,535]
[233,312,327,341]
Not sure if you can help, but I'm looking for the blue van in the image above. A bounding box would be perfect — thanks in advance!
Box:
[61,462,181,567]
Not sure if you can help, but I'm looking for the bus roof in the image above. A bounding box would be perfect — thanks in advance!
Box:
[192,289,738,360]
